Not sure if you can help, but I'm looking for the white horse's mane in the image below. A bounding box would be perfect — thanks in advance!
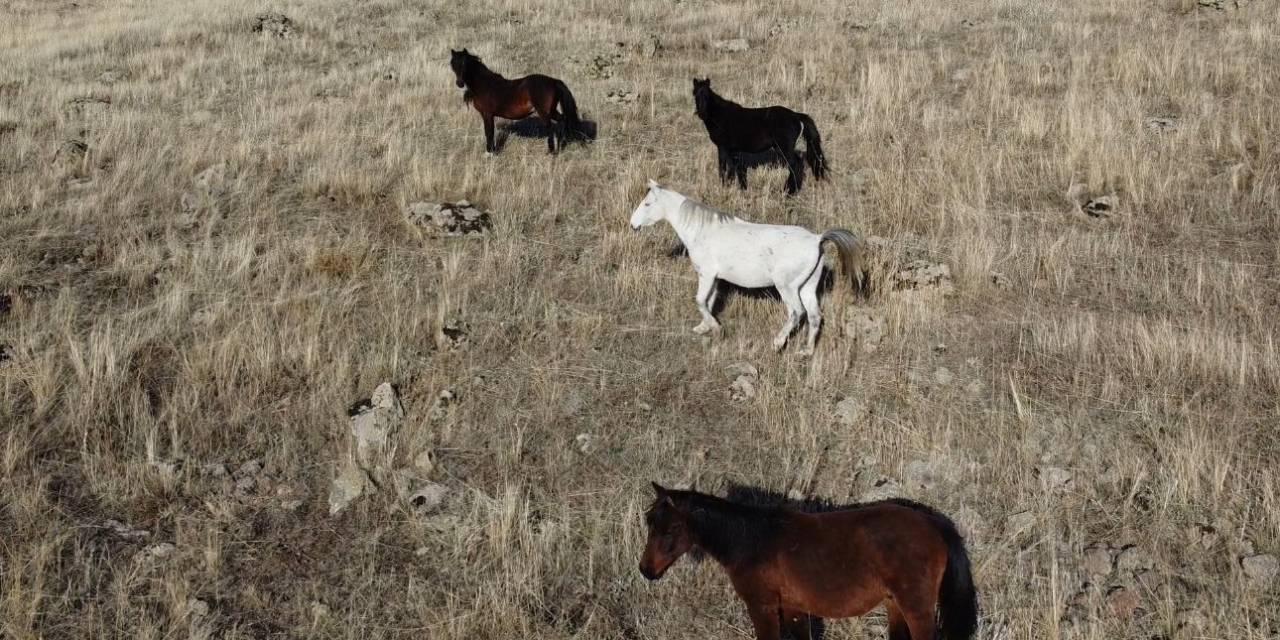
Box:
[653,185,738,228]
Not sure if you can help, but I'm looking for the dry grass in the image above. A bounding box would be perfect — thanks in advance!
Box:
[2,0,1278,638]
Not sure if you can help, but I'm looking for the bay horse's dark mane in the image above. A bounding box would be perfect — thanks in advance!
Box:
[675,484,962,565]
[453,51,507,90]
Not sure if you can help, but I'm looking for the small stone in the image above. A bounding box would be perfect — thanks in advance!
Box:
[843,312,885,353]
[636,400,653,412]
[201,462,229,478]
[414,449,436,475]
[712,38,750,53]
[1036,466,1073,492]
[408,482,449,515]
[349,383,404,468]
[57,139,88,160]
[406,201,492,236]
[833,397,865,427]
[0,344,12,365]
[105,519,149,540]
[641,34,662,58]
[575,433,595,454]
[1083,195,1118,218]
[253,12,295,38]
[1105,586,1139,619]
[1189,523,1218,550]
[729,376,756,402]
[860,476,902,502]
[437,319,468,348]
[933,367,954,386]
[66,96,110,118]
[894,260,953,296]
[1082,544,1114,577]
[188,597,210,618]
[990,271,1010,289]
[1143,116,1179,134]
[1066,182,1090,210]
[1005,510,1036,533]
[328,465,371,516]
[606,90,637,105]
[430,389,457,421]
[1241,553,1278,586]
[310,601,330,619]
[1115,545,1150,573]
[137,542,176,562]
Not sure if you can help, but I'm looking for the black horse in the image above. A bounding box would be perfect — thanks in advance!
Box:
[692,78,828,195]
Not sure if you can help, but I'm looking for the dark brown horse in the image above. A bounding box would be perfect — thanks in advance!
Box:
[449,49,588,154]
[639,483,977,640]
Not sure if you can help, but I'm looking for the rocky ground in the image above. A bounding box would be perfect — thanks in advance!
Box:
[1,0,1277,638]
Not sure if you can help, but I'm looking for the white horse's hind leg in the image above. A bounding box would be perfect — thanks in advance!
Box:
[692,273,721,335]
[798,267,824,356]
[773,285,803,351]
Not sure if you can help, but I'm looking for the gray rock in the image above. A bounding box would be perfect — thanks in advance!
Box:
[1115,545,1150,573]
[1006,510,1036,533]
[328,465,371,516]
[726,362,759,402]
[66,96,110,118]
[253,12,295,38]
[408,482,449,515]
[349,382,404,468]
[430,389,457,421]
[933,367,954,386]
[413,449,437,475]
[894,260,953,296]
[136,542,176,562]
[188,597,210,618]
[1241,553,1278,586]
[861,476,902,502]
[833,397,865,427]
[1083,195,1118,218]
[641,34,663,58]
[1036,466,1073,492]
[606,90,637,104]
[575,433,595,454]
[1143,116,1178,134]
[105,519,149,540]
[843,311,885,352]
[57,139,88,160]
[712,38,750,53]
[406,201,493,236]
[1082,544,1114,577]
[1105,586,1139,619]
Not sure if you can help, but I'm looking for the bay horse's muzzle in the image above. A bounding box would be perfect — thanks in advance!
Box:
[638,563,662,581]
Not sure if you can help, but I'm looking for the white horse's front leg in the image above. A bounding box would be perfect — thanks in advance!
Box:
[692,273,721,335]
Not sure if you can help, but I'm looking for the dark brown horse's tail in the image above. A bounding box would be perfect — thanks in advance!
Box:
[553,79,588,140]
[926,507,979,639]
[796,112,828,180]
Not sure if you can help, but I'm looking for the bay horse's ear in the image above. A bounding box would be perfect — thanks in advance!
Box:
[651,481,667,496]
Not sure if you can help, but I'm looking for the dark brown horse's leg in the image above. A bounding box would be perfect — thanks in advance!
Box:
[885,601,911,640]
[717,149,733,185]
[482,113,496,154]
[745,605,782,640]
[898,598,938,640]
[781,147,804,195]
[779,609,817,640]
[733,153,748,189]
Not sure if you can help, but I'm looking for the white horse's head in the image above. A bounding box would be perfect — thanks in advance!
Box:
[630,180,675,230]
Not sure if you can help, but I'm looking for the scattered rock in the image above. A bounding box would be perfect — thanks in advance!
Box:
[842,19,872,31]
[1083,194,1118,218]
[1241,553,1278,586]
[413,449,437,475]
[584,47,626,79]
[640,34,663,58]
[66,96,110,118]
[990,271,1010,289]
[187,597,210,618]
[768,18,800,37]
[843,311,885,353]
[150,458,181,479]
[636,400,653,412]
[104,519,149,540]
[1189,523,1218,550]
[725,362,759,402]
[1198,0,1250,9]
[1143,116,1178,134]
[903,459,951,491]
[310,601,331,620]
[833,397,865,427]
[1230,162,1253,194]
[0,344,12,365]
[253,12,295,38]
[1036,466,1073,492]
[349,382,404,468]
[180,162,232,224]
[574,433,595,454]
[860,476,902,502]
[408,482,449,515]
[1005,510,1036,533]
[328,465,371,516]
[437,318,469,348]
[1065,182,1090,210]
[1105,586,1139,619]
[712,38,750,53]
[56,139,88,160]
[430,389,457,421]
[406,201,493,236]
[606,90,637,105]
[1115,545,1150,573]
[0,121,16,137]
[1082,544,1115,577]
[894,260,953,296]
[97,70,125,84]
[136,542,176,563]
[933,367,954,386]
[200,462,229,478]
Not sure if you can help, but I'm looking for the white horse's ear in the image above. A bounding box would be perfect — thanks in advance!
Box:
[647,179,659,190]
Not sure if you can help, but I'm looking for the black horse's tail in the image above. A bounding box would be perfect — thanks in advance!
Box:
[553,80,588,140]
[796,112,828,180]
[892,500,978,640]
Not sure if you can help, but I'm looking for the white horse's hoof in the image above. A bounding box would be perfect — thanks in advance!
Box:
[773,340,788,352]
[693,323,720,336]
[484,151,495,158]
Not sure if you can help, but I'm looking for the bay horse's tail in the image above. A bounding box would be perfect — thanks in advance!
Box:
[894,500,978,640]
[796,112,828,180]
[552,79,588,140]
[819,229,868,293]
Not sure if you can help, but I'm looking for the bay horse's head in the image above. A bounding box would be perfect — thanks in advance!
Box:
[691,77,713,116]
[630,180,670,230]
[449,49,474,88]
[639,482,695,580]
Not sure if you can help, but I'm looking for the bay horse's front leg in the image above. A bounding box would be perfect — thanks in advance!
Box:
[779,609,819,640]
[692,273,721,336]
[745,605,782,640]
[482,114,497,154]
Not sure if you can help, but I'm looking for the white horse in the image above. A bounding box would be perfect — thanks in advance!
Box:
[629,181,866,355]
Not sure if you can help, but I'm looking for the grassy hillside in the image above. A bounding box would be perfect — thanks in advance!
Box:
[1,0,1277,638]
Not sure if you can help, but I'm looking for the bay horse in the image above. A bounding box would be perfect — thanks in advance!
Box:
[640,483,978,640]
[449,49,588,154]
[692,78,828,195]
[629,181,866,355]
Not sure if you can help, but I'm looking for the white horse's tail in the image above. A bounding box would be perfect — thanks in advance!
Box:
[820,228,868,293]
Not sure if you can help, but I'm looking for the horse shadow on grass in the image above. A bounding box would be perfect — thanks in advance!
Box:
[495,117,598,152]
